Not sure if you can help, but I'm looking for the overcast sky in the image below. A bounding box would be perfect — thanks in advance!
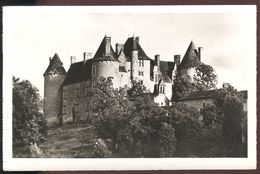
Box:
[3,6,256,98]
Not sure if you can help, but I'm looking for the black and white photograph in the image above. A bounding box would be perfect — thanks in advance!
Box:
[3,5,256,170]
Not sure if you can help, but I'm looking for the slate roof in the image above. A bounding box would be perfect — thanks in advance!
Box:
[159,61,175,83]
[43,53,66,76]
[62,60,92,86]
[92,36,118,62]
[123,37,152,60]
[150,60,175,83]
[179,41,201,69]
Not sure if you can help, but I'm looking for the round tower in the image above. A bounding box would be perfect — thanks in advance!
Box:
[179,41,201,81]
[91,35,120,88]
[43,53,66,127]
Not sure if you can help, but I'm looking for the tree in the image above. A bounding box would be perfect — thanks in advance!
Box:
[166,103,203,140]
[117,94,170,157]
[193,63,218,90]
[172,63,217,101]
[127,79,148,97]
[13,76,47,155]
[200,104,222,128]
[172,77,198,100]
[213,84,247,142]
[91,77,134,151]
[159,122,177,157]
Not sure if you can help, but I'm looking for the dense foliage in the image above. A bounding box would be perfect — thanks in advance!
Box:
[13,76,47,154]
[173,63,217,100]
[194,63,217,90]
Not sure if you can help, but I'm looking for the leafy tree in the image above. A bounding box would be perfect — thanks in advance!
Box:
[213,84,247,142]
[117,94,173,157]
[222,95,245,142]
[167,103,203,140]
[172,77,198,101]
[13,76,47,154]
[172,63,217,101]
[193,63,218,90]
[159,122,177,157]
[127,79,148,97]
[91,77,134,151]
[200,104,222,128]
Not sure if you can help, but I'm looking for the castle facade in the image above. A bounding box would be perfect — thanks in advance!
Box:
[43,35,203,126]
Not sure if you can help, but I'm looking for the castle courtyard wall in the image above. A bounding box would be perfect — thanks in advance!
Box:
[62,81,93,124]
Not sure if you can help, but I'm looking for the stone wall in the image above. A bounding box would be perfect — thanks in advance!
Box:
[178,98,214,111]
[92,60,120,89]
[44,74,66,127]
[62,81,92,124]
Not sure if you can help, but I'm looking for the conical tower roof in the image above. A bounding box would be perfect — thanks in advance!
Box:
[123,36,151,60]
[179,41,201,68]
[92,36,117,61]
[43,53,66,76]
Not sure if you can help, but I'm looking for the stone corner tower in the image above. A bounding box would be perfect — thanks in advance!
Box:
[43,53,66,127]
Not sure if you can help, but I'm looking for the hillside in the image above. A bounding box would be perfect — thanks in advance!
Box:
[40,123,96,158]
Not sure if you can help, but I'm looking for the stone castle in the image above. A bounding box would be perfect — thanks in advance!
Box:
[43,35,205,126]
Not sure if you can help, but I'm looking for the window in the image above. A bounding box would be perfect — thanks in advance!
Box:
[138,59,144,67]
[140,80,143,85]
[159,86,165,94]
[138,71,144,76]
[63,105,67,114]
[92,65,96,76]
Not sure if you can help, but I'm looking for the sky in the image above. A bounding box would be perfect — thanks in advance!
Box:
[3,6,256,98]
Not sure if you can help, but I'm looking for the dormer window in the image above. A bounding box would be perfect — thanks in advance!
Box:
[159,86,165,94]
[138,59,144,67]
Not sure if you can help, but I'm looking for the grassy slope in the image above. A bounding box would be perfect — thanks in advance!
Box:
[40,123,96,158]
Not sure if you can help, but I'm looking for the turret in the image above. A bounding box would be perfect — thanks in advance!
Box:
[92,36,120,88]
[174,55,181,66]
[43,53,66,127]
[155,54,160,66]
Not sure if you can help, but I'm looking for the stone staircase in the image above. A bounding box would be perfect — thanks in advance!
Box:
[40,123,96,158]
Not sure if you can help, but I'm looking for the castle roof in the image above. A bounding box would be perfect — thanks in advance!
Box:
[150,60,175,83]
[179,41,201,69]
[62,60,92,86]
[124,37,152,60]
[43,53,66,76]
[159,61,175,83]
[92,36,118,61]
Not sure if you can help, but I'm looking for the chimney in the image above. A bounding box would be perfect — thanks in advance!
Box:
[105,36,111,56]
[70,56,76,64]
[83,52,92,62]
[136,37,139,43]
[49,57,52,63]
[116,43,124,55]
[155,54,160,66]
[198,47,203,61]
[174,55,181,65]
